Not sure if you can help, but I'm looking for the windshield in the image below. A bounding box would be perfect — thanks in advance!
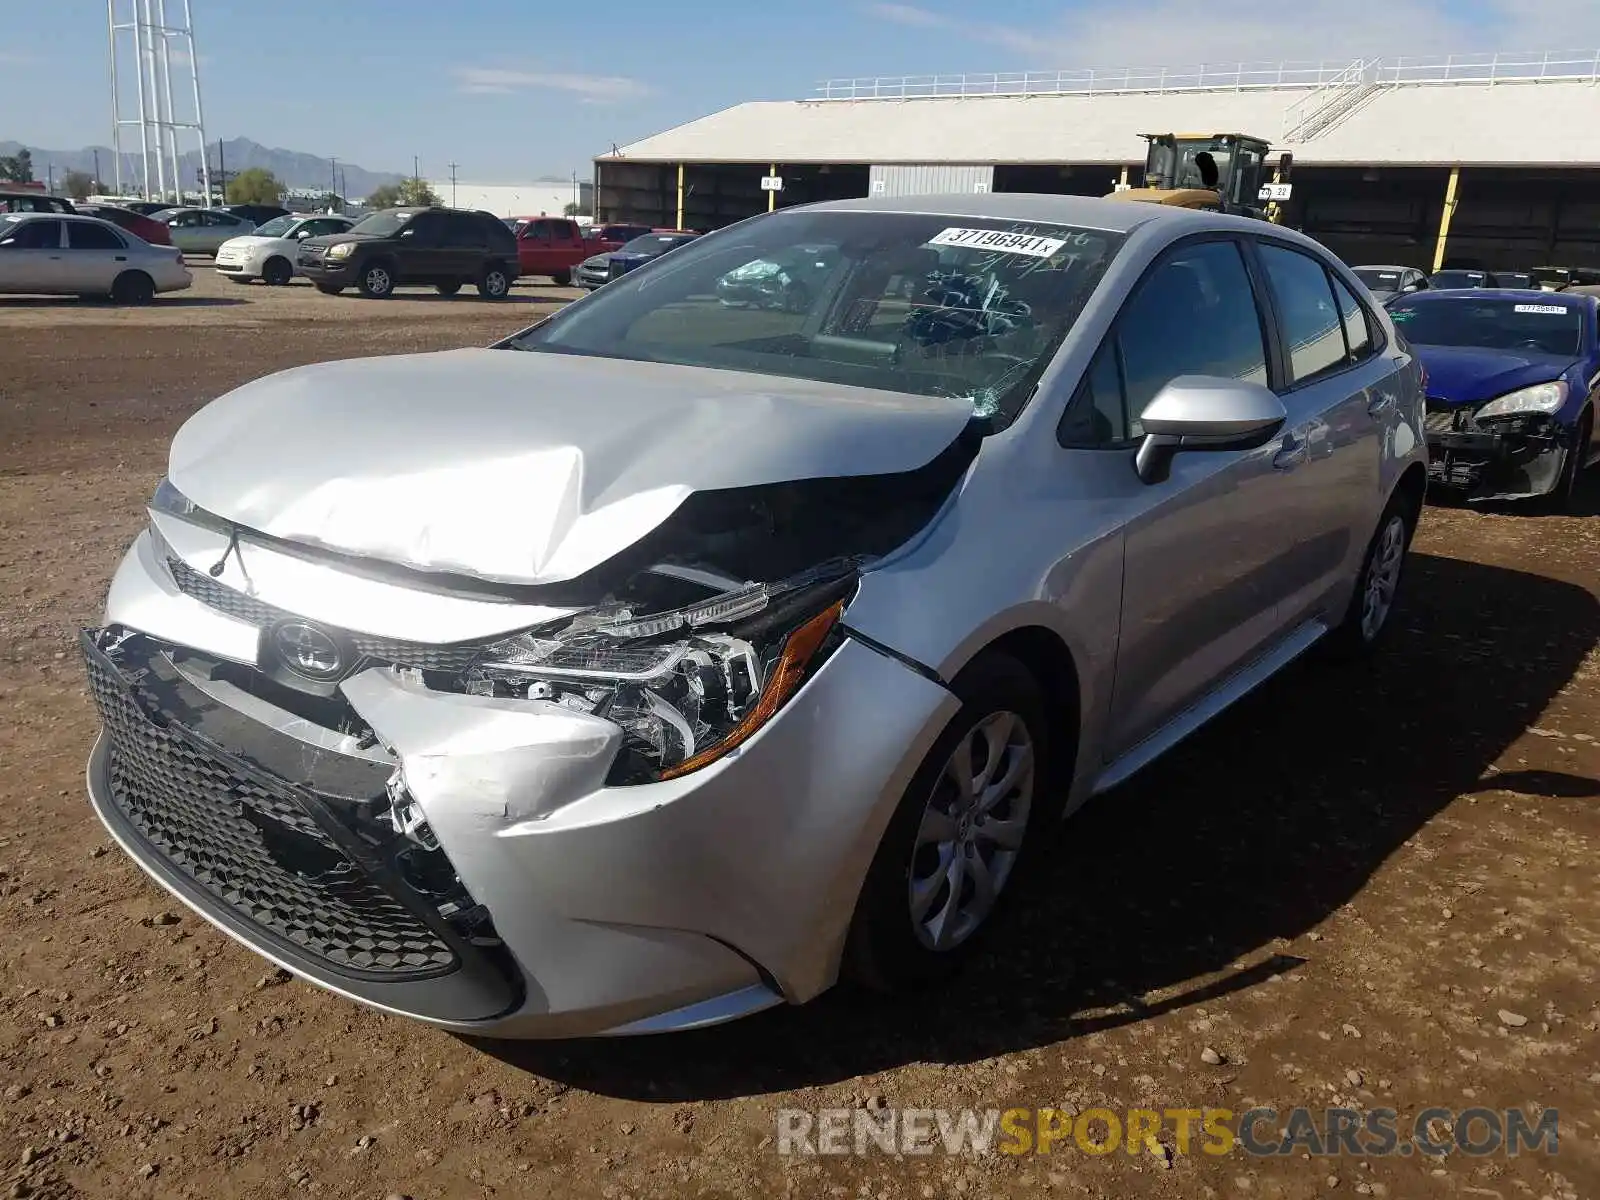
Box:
[505,210,1125,428]
[253,215,297,237]
[619,233,694,255]
[148,208,180,222]
[1497,273,1537,289]
[1354,268,1404,291]
[1389,297,1584,357]
[348,210,415,237]
[1430,271,1489,289]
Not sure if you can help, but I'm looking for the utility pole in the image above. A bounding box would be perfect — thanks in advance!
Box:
[448,161,458,207]
[93,149,101,191]
[330,155,337,201]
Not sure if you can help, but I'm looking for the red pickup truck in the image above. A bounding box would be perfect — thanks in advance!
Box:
[513,217,596,285]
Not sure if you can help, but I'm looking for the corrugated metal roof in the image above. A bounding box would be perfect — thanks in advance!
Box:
[603,78,1600,167]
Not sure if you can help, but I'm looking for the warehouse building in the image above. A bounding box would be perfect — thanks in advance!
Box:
[594,50,1600,269]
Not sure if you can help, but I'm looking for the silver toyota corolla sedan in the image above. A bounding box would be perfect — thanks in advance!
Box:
[82,194,1427,1038]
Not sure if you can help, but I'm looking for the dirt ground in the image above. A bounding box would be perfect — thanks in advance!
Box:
[1,265,1597,1200]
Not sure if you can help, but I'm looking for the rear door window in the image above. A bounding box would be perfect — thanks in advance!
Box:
[1259,243,1348,385]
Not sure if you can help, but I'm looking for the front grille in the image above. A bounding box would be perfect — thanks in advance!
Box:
[1424,410,1457,434]
[166,555,486,673]
[84,635,458,978]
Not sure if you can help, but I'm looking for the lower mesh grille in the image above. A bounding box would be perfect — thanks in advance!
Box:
[84,636,459,978]
[164,555,486,672]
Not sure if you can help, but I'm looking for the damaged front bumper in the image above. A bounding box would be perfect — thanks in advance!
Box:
[82,530,956,1037]
[1424,415,1572,501]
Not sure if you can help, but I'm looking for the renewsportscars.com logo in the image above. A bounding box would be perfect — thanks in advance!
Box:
[776,1106,1559,1159]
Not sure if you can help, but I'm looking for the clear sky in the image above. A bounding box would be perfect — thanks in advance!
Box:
[5,0,1600,181]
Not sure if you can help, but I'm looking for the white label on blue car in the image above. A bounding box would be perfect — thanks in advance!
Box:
[1514,304,1567,314]
[926,228,1068,258]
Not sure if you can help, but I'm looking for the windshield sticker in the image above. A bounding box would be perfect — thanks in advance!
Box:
[1390,309,1416,321]
[926,228,1069,258]
[1514,304,1568,315]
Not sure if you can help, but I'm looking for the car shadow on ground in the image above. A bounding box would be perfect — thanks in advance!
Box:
[474,551,1600,1100]
[0,296,250,309]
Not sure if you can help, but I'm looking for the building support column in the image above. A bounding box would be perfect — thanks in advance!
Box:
[1432,167,1462,273]
[769,163,777,212]
[1118,164,1129,188]
[675,163,685,229]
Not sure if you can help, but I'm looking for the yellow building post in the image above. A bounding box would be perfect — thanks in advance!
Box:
[1432,167,1462,273]
[675,164,685,229]
[769,164,777,212]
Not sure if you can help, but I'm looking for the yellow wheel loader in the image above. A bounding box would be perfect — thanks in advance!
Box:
[1109,133,1293,223]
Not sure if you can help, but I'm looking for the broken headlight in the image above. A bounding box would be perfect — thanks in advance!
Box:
[466,569,856,784]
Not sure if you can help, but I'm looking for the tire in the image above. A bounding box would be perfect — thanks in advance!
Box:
[109,271,155,306]
[551,269,572,287]
[261,256,293,287]
[435,282,462,297]
[477,263,511,299]
[844,653,1053,992]
[1540,408,1592,514]
[358,261,395,298]
[1322,490,1417,660]
[315,283,344,296]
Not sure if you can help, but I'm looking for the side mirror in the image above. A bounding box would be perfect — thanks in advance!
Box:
[1133,376,1287,485]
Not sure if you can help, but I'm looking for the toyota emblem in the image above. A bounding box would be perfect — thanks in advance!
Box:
[270,620,345,681]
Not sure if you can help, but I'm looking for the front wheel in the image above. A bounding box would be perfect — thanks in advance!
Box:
[551,269,572,287]
[1540,409,1592,513]
[435,282,462,296]
[1322,492,1416,659]
[261,256,293,287]
[315,283,344,295]
[845,653,1052,992]
[358,262,395,298]
[477,263,511,299]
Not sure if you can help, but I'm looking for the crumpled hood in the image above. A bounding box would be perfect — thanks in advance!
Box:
[1415,344,1576,406]
[168,348,972,586]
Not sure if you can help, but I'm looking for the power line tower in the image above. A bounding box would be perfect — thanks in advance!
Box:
[107,0,211,204]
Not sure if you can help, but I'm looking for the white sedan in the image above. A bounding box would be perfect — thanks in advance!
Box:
[0,212,191,303]
[215,214,355,285]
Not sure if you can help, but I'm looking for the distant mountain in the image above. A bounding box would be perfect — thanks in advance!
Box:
[0,137,405,199]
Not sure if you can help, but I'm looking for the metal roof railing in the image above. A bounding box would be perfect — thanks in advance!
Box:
[811,49,1600,101]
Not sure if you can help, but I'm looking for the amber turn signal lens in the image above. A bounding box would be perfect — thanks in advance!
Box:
[657,599,845,780]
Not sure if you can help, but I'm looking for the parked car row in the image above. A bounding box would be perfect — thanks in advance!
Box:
[1351,263,1578,305]
[0,212,190,302]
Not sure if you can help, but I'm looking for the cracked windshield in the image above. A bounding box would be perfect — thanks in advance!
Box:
[508,211,1124,427]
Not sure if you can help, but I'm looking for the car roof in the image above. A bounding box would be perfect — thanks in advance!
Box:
[1395,286,1589,306]
[1353,264,1411,272]
[798,191,1233,235]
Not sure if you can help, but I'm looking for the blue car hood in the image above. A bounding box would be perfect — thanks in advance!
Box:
[1416,344,1575,406]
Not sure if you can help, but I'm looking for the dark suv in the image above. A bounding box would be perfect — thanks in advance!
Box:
[298,206,519,299]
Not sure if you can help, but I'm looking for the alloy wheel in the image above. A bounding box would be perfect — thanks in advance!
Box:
[1361,514,1407,642]
[908,710,1034,952]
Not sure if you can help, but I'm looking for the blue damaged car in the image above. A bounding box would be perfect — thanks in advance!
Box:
[1388,288,1599,507]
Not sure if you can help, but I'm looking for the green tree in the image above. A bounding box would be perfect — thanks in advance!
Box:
[61,170,94,201]
[225,167,285,205]
[563,201,589,217]
[0,147,34,183]
[367,178,440,208]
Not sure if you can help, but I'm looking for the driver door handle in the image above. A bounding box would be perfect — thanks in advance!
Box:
[1273,434,1308,471]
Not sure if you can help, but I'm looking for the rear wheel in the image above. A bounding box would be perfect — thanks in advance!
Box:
[435,282,462,297]
[109,271,155,306]
[1322,491,1417,659]
[477,262,511,299]
[261,256,293,287]
[358,261,395,298]
[845,653,1052,992]
[551,268,572,287]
